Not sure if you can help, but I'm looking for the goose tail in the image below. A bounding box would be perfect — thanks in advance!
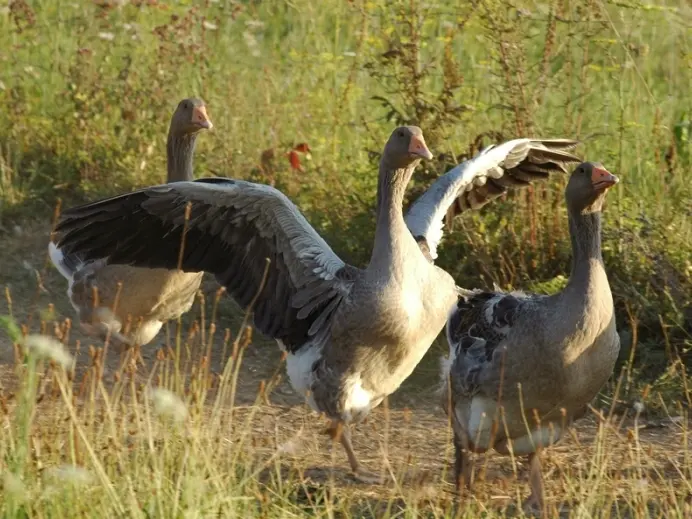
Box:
[48,241,83,281]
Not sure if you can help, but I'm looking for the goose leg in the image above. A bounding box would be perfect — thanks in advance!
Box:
[453,430,472,493]
[326,420,385,484]
[522,450,546,516]
[80,320,132,353]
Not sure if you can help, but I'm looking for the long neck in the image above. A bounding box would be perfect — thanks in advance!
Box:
[557,204,617,369]
[564,207,607,296]
[368,158,417,272]
[166,131,198,183]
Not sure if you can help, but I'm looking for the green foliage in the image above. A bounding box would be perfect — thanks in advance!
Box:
[0,315,22,343]
[0,0,690,397]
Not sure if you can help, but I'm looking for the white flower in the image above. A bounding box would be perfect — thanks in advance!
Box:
[44,465,94,486]
[242,31,260,57]
[244,19,265,29]
[203,21,218,31]
[150,388,188,423]
[2,471,26,498]
[98,32,115,41]
[23,335,74,369]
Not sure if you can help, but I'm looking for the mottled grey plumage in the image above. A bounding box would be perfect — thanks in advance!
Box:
[53,126,457,483]
[446,290,543,398]
[48,98,212,347]
[406,139,580,261]
[440,161,621,511]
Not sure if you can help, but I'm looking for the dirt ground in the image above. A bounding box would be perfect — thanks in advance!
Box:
[1,218,690,516]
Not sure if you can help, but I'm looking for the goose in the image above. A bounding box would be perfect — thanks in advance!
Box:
[48,97,213,348]
[440,162,620,512]
[50,127,580,482]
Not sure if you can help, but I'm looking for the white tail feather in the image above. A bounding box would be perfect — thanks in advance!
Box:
[48,242,77,281]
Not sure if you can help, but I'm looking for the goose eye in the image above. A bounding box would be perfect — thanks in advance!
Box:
[397,130,405,138]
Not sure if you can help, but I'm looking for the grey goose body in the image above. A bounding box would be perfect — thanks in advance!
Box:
[48,98,212,347]
[52,128,581,482]
[440,162,620,512]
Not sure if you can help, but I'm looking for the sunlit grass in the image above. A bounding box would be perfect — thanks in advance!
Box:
[0,291,691,518]
[0,0,691,516]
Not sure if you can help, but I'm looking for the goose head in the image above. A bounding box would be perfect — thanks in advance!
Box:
[382,126,433,170]
[170,98,213,137]
[566,161,619,214]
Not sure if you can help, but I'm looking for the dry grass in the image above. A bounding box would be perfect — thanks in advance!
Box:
[0,222,691,518]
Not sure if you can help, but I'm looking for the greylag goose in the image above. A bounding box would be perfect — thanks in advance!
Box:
[48,97,212,348]
[50,127,580,482]
[440,162,620,512]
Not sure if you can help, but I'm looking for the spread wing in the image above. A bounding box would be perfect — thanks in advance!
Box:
[405,139,580,260]
[53,178,357,351]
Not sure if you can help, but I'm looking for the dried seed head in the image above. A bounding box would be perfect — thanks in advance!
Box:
[44,465,94,486]
[2,471,26,498]
[23,334,74,369]
[641,385,650,400]
[241,326,253,348]
[149,388,188,423]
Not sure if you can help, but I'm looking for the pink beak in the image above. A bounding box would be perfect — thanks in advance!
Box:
[192,105,213,130]
[591,167,619,191]
[408,134,433,160]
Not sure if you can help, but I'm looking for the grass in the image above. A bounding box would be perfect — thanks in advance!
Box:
[0,275,691,518]
[0,0,691,516]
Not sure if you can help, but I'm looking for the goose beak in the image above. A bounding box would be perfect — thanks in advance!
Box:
[591,167,619,191]
[192,105,213,130]
[409,135,433,160]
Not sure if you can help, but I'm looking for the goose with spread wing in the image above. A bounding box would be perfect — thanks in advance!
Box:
[48,98,212,348]
[52,128,580,483]
[440,162,620,513]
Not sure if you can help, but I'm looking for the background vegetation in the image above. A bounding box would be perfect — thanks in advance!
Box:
[0,0,691,516]
[4,0,687,394]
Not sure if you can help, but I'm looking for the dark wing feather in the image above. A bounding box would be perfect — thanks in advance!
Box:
[445,290,533,397]
[53,178,356,352]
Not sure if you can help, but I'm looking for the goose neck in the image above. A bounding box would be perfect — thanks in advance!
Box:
[166,131,198,183]
[368,158,417,271]
[565,207,606,291]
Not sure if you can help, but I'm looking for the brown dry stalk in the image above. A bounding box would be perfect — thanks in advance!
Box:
[178,201,193,271]
[533,0,563,109]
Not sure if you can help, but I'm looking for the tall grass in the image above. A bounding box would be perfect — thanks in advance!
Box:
[0,0,691,515]
[2,1,689,395]
[1,291,691,518]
